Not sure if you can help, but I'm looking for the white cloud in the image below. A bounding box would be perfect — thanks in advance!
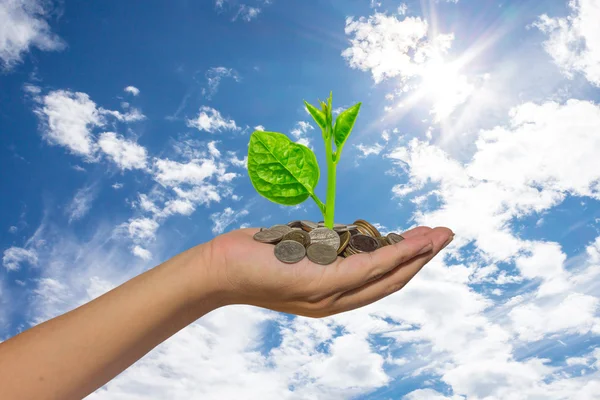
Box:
[210,207,249,234]
[228,153,247,168]
[153,158,218,187]
[0,0,65,69]
[100,107,146,123]
[124,86,140,96]
[509,293,599,341]
[125,218,159,243]
[132,245,152,260]
[356,142,384,157]
[98,132,148,170]
[8,225,18,234]
[342,13,454,84]
[112,182,123,190]
[290,121,314,147]
[187,106,239,133]
[254,125,265,131]
[404,389,462,400]
[202,67,240,99]
[2,246,38,271]
[36,90,103,157]
[207,141,221,158]
[535,0,600,87]
[234,5,261,22]
[65,185,97,223]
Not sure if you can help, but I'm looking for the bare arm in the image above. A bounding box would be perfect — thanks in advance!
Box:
[0,226,452,400]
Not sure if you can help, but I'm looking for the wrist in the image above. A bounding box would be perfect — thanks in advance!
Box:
[171,240,233,315]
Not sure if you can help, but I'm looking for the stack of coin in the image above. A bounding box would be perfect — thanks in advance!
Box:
[253,219,405,265]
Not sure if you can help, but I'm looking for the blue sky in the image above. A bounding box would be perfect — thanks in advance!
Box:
[1,0,600,398]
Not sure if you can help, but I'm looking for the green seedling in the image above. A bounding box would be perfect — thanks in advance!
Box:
[247,92,361,229]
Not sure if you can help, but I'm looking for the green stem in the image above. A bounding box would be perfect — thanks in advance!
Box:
[310,193,326,219]
[324,134,336,229]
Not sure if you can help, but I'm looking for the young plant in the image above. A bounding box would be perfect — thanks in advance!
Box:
[247,93,361,229]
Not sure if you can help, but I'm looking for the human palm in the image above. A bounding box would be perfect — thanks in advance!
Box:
[209,226,453,317]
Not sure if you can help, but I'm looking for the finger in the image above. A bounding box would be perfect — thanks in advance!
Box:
[319,233,435,295]
[329,227,453,314]
[392,226,432,239]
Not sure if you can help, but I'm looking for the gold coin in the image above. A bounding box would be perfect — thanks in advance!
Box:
[337,231,351,255]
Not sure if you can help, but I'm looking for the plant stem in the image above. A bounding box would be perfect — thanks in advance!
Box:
[310,193,326,219]
[324,134,336,229]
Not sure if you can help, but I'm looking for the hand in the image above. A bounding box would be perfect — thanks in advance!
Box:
[205,226,453,317]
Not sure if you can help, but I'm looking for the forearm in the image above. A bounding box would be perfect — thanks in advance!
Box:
[0,243,223,400]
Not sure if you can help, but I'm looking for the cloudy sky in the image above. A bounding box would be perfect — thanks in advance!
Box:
[1,0,600,398]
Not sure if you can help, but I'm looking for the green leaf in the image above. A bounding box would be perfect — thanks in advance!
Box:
[333,102,362,150]
[248,130,320,206]
[304,101,327,131]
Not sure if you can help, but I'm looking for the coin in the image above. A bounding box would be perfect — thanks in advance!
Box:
[301,220,318,232]
[283,230,311,247]
[387,232,405,245]
[332,224,350,232]
[349,234,380,253]
[337,231,351,255]
[377,237,390,248]
[270,224,293,235]
[287,220,303,228]
[253,229,284,244]
[309,227,340,250]
[274,240,306,264]
[307,243,338,265]
[353,219,382,238]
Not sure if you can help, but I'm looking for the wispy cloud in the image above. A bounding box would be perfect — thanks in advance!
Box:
[0,0,65,69]
[202,67,241,99]
[210,207,249,234]
[65,185,98,223]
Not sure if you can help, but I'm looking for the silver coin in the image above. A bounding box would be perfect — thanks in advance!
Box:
[270,224,293,235]
[301,220,318,232]
[387,233,405,245]
[307,243,338,265]
[309,227,340,250]
[253,229,284,244]
[333,224,352,232]
[287,220,303,228]
[282,230,311,247]
[274,240,306,264]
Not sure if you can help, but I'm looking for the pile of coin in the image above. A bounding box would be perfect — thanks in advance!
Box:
[253,219,405,265]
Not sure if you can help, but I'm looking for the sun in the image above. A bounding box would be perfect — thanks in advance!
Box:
[417,59,475,122]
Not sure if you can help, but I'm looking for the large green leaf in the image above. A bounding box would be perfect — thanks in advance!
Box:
[333,102,362,149]
[304,101,327,131]
[248,130,320,206]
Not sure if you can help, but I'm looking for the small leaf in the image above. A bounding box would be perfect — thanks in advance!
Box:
[304,101,327,131]
[333,102,362,150]
[248,131,320,206]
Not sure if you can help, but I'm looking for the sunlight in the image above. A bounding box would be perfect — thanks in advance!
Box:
[417,59,475,122]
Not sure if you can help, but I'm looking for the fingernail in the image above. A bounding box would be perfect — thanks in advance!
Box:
[443,234,455,248]
[417,243,433,255]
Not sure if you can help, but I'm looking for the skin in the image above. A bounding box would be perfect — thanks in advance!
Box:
[0,225,453,400]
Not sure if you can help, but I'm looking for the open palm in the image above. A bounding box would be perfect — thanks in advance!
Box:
[208,225,453,317]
